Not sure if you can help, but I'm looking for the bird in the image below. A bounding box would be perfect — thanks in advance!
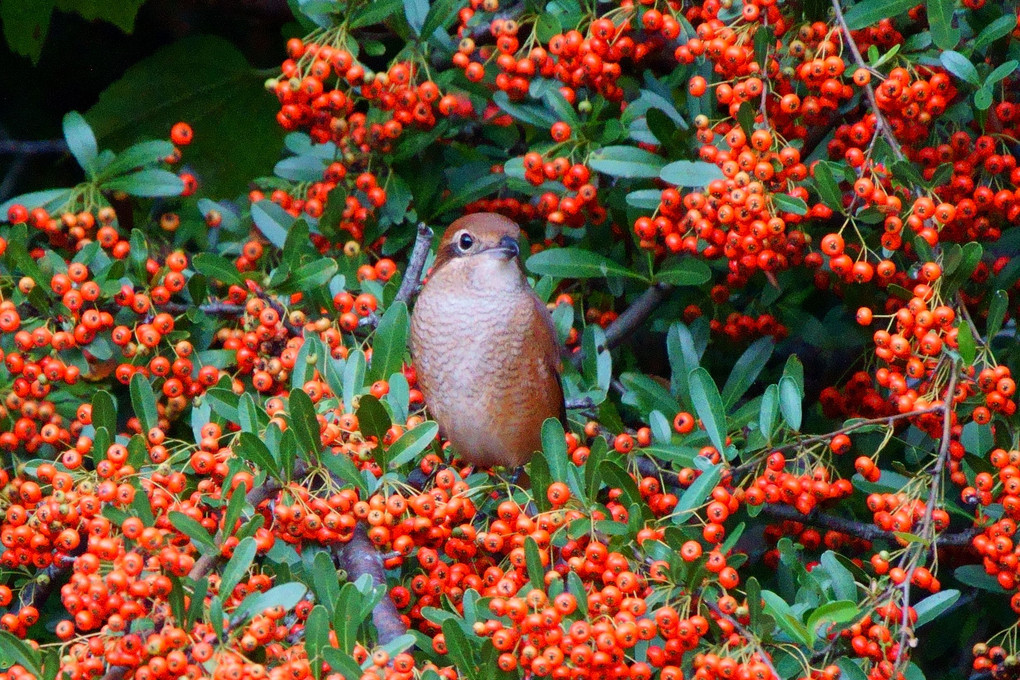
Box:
[409,212,565,469]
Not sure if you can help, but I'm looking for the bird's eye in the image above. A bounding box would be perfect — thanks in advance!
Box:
[457,232,474,251]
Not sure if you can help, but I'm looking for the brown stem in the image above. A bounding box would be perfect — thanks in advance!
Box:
[830,0,905,162]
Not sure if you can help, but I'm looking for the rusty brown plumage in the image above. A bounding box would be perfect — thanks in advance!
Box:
[409,213,564,468]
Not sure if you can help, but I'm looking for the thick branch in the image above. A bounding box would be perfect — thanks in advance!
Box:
[334,524,408,645]
[394,222,434,304]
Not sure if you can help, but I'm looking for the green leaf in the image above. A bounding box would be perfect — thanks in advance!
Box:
[957,322,976,366]
[588,145,665,179]
[985,60,1018,88]
[403,0,427,35]
[806,600,859,637]
[192,252,244,287]
[348,0,401,28]
[86,35,285,196]
[63,111,99,176]
[420,0,459,39]
[987,290,1008,339]
[96,139,175,181]
[656,259,712,286]
[843,0,920,30]
[526,247,649,281]
[101,168,184,197]
[530,452,552,512]
[219,537,257,598]
[660,160,725,187]
[369,302,409,381]
[0,631,43,678]
[251,200,293,249]
[837,659,870,680]
[305,605,330,679]
[492,90,558,128]
[92,390,117,434]
[773,193,808,216]
[939,51,979,86]
[955,564,1007,593]
[238,431,280,478]
[233,582,307,624]
[288,258,339,291]
[541,418,569,483]
[760,590,812,646]
[581,325,611,397]
[913,589,960,628]
[356,394,391,444]
[820,551,857,601]
[674,464,722,519]
[289,388,322,457]
[525,536,545,590]
[927,0,960,49]
[386,421,439,468]
[688,367,728,455]
[130,373,159,435]
[169,511,217,555]
[342,350,366,413]
[321,449,367,493]
[722,338,773,407]
[626,189,662,210]
[600,461,642,509]
[778,375,802,431]
[441,619,478,679]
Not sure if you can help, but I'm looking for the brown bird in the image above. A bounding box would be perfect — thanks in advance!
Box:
[409,213,565,468]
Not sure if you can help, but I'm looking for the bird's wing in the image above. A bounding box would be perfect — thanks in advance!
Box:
[531,292,568,427]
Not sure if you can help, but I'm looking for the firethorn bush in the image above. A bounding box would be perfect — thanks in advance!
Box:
[1,0,1020,679]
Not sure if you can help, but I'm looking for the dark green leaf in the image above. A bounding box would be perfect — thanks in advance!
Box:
[342,350,366,414]
[193,252,245,286]
[306,605,330,679]
[86,35,284,196]
[541,418,569,483]
[289,388,322,457]
[806,601,859,637]
[820,551,857,601]
[736,101,755,137]
[169,511,217,555]
[760,590,812,646]
[0,631,43,677]
[525,536,545,590]
[238,431,280,477]
[773,193,808,216]
[130,373,158,435]
[660,160,726,187]
[356,394,391,444]
[288,258,339,290]
[674,464,722,520]
[656,259,712,286]
[985,60,1018,88]
[97,139,175,181]
[987,290,1008,339]
[974,15,1016,51]
[913,589,960,628]
[957,322,976,366]
[369,302,409,381]
[403,0,427,35]
[588,145,665,178]
[92,390,117,434]
[219,537,257,598]
[843,0,920,30]
[688,367,728,455]
[420,0,459,39]
[722,338,774,407]
[625,189,661,210]
[600,460,642,509]
[387,421,439,468]
[813,160,843,210]
[526,247,648,281]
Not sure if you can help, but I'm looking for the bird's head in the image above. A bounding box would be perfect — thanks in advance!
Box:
[432,213,523,274]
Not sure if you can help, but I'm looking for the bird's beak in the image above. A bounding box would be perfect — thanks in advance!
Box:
[489,235,520,259]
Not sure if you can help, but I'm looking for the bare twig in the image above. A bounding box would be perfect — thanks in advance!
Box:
[161,301,247,315]
[565,396,597,411]
[395,222,434,304]
[831,0,905,161]
[0,139,68,156]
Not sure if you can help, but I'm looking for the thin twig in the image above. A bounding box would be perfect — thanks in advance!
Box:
[705,599,781,680]
[892,361,960,676]
[571,282,674,368]
[830,0,905,161]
